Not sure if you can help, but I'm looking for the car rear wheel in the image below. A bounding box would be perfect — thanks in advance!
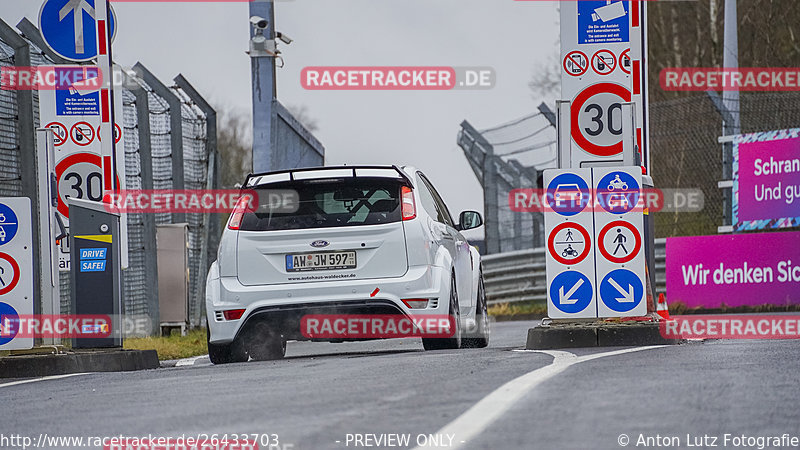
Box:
[462,272,489,348]
[207,327,248,364]
[422,275,461,350]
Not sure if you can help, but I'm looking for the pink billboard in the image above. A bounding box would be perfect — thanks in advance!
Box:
[666,232,800,309]
[734,130,800,230]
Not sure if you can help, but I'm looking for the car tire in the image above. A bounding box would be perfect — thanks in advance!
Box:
[246,321,287,361]
[462,272,489,348]
[207,327,248,364]
[422,275,461,350]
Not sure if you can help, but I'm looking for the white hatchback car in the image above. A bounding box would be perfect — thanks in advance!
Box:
[205,165,489,364]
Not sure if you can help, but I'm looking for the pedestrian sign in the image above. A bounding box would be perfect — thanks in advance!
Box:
[39,0,117,62]
[597,220,641,264]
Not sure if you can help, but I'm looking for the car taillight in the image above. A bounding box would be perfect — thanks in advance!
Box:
[401,186,416,221]
[402,298,429,309]
[227,194,252,230]
[222,309,246,320]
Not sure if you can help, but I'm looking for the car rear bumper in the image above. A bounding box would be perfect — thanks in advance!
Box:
[206,264,450,344]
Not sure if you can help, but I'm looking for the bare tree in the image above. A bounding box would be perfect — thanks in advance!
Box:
[215,105,252,188]
[528,52,561,106]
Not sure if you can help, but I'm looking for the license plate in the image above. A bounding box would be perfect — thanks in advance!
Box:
[285,251,357,272]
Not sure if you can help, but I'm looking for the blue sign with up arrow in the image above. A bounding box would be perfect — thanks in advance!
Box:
[39,0,116,62]
[549,271,593,314]
[599,269,644,313]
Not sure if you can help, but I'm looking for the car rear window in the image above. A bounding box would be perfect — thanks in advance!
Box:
[239,178,402,231]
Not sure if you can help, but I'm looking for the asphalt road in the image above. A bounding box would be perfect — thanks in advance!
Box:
[3,320,800,450]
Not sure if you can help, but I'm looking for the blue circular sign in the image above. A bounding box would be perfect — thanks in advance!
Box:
[0,302,20,345]
[550,271,593,314]
[39,0,117,62]
[547,173,591,217]
[599,269,644,313]
[596,171,640,214]
[0,203,19,246]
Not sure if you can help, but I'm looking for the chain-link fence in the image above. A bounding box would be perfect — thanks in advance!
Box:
[650,92,800,238]
[0,19,219,335]
[457,105,557,254]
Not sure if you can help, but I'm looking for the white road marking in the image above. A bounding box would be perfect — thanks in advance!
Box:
[0,372,90,389]
[175,355,208,367]
[414,346,667,450]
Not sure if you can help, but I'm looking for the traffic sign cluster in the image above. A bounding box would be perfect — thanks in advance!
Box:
[544,168,647,319]
[0,199,34,350]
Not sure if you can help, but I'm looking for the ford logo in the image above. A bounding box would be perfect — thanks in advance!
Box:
[310,240,330,248]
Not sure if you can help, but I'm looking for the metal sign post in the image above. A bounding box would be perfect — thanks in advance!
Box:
[35,129,63,343]
[559,0,648,170]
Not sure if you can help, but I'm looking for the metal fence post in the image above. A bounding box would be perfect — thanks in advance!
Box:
[0,20,42,317]
[174,74,217,328]
[134,62,186,224]
[15,18,69,65]
[127,72,160,335]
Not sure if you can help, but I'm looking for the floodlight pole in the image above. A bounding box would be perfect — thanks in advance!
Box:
[250,0,277,173]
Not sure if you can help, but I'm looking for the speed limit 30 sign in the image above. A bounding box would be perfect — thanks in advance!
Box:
[571,83,631,157]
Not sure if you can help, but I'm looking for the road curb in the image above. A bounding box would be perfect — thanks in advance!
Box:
[0,349,159,378]
[526,322,682,349]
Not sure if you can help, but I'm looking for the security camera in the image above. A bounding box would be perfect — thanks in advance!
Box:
[276,32,293,45]
[250,16,268,30]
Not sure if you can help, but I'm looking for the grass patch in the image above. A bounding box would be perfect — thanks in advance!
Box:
[488,301,547,318]
[124,328,208,361]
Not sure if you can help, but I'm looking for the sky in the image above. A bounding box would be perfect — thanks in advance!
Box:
[2,0,560,239]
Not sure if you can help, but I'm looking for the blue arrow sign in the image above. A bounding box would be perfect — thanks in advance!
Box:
[39,0,117,62]
[596,171,640,214]
[549,271,593,314]
[547,173,591,217]
[0,302,20,345]
[0,204,19,246]
[599,269,644,312]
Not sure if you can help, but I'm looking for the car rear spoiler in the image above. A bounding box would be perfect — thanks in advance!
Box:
[243,165,413,188]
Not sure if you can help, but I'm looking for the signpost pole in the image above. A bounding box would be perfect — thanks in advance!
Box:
[94,0,117,193]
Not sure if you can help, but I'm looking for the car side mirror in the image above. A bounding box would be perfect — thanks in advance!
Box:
[458,211,483,231]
